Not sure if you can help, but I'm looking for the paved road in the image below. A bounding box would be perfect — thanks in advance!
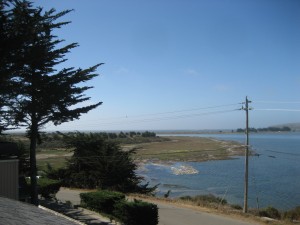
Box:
[157,202,259,225]
[56,188,260,225]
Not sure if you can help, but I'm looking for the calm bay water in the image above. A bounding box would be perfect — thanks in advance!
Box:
[137,132,300,210]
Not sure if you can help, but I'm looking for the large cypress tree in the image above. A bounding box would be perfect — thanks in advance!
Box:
[2,1,102,205]
[0,0,20,133]
[0,1,8,133]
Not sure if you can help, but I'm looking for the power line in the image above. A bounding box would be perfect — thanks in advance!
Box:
[87,103,242,121]
[265,149,300,157]
[254,108,300,112]
[130,103,238,120]
[54,109,239,128]
[254,101,300,104]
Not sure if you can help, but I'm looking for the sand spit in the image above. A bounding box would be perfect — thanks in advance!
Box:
[171,165,199,175]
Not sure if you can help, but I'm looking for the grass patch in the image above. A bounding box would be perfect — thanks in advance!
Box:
[36,148,70,171]
[10,134,244,171]
[133,136,244,162]
[179,194,227,207]
[37,149,70,155]
[37,157,68,171]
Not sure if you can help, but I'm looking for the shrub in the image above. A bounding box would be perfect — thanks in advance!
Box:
[231,204,243,210]
[164,190,171,198]
[179,194,227,206]
[283,206,300,221]
[80,190,125,215]
[179,195,192,201]
[38,177,61,199]
[196,194,227,205]
[259,206,281,219]
[62,133,156,194]
[113,199,158,225]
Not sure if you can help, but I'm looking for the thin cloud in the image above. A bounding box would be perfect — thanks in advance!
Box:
[115,67,129,74]
[184,69,200,76]
[214,84,230,92]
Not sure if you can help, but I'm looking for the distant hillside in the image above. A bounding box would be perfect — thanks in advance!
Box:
[273,122,300,131]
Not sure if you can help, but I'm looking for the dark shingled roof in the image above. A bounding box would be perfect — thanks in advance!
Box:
[0,196,81,225]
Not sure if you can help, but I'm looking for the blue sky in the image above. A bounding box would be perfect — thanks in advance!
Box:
[35,0,299,131]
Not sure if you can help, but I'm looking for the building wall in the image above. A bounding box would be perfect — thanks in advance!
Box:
[0,159,19,200]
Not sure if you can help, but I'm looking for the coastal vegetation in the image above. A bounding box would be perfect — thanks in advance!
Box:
[80,190,158,225]
[4,131,245,170]
[236,126,292,133]
[135,193,300,224]
[179,194,227,207]
[2,131,300,224]
[1,1,298,224]
[37,177,61,199]
[80,190,126,215]
[132,136,244,162]
[257,205,300,222]
[3,131,245,200]
[46,132,157,194]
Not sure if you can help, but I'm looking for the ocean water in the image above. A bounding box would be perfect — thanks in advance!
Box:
[137,132,300,210]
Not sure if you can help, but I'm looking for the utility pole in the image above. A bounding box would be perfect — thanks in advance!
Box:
[242,96,251,213]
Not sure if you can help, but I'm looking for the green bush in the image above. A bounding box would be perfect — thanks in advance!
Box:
[179,195,192,201]
[80,190,125,215]
[283,206,300,221]
[38,177,61,199]
[113,199,158,225]
[231,204,243,210]
[196,194,227,205]
[62,133,156,194]
[259,206,281,219]
[179,194,227,206]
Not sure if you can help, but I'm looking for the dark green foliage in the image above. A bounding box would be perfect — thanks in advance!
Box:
[38,177,61,199]
[80,191,158,225]
[259,206,281,219]
[179,194,227,206]
[2,1,102,130]
[108,133,118,139]
[80,191,125,215]
[38,132,65,150]
[231,204,243,210]
[118,131,127,138]
[164,190,171,198]
[61,132,156,194]
[141,131,156,137]
[129,131,136,137]
[63,132,137,190]
[19,175,30,201]
[283,206,300,221]
[0,136,30,175]
[57,131,165,145]
[236,126,291,133]
[113,199,158,225]
[1,1,102,205]
[0,0,18,133]
[17,141,30,176]
[46,166,67,181]
[179,195,192,201]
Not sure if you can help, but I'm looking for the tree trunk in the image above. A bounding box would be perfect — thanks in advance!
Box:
[29,119,38,206]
